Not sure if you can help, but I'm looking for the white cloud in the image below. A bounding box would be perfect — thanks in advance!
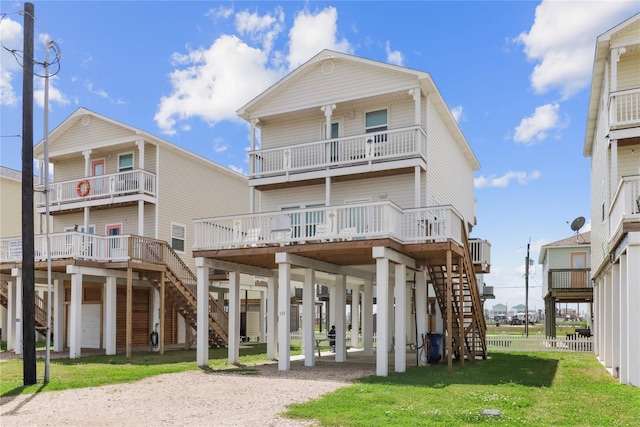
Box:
[228,164,245,175]
[287,6,352,68]
[0,16,23,106]
[85,81,109,98]
[513,103,564,145]
[450,105,464,123]
[206,5,234,20]
[474,170,541,189]
[155,6,353,135]
[213,138,228,153]
[385,41,404,66]
[34,75,70,109]
[518,0,639,98]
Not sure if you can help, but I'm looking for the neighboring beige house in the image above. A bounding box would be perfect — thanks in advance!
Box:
[584,14,640,386]
[538,231,592,337]
[0,108,249,358]
[192,49,491,376]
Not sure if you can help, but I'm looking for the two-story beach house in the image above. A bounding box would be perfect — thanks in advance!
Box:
[584,13,640,386]
[0,108,249,358]
[192,50,491,376]
[538,231,592,337]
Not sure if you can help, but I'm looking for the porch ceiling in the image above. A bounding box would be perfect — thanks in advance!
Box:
[192,238,465,272]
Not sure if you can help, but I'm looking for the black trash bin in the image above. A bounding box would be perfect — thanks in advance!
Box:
[427,333,442,364]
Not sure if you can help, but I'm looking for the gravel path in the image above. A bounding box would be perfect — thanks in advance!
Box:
[0,358,376,426]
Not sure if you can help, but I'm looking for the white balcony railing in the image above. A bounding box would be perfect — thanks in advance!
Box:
[193,201,464,250]
[469,238,491,268]
[35,169,157,209]
[249,126,427,179]
[609,175,640,237]
[610,88,640,128]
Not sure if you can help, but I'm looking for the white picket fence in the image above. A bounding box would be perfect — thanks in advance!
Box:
[487,335,593,352]
[289,332,593,353]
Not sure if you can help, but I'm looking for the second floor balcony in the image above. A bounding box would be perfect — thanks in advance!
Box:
[546,268,593,302]
[193,201,491,270]
[35,169,157,214]
[609,175,640,241]
[249,126,426,186]
[610,88,640,129]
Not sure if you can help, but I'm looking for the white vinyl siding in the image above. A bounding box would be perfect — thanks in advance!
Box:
[617,50,639,92]
[617,145,640,178]
[250,58,418,118]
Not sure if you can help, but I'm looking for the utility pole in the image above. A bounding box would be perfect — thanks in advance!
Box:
[21,1,37,386]
[525,240,530,338]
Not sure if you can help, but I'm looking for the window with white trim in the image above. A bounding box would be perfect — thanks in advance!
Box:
[171,222,186,253]
[118,152,134,172]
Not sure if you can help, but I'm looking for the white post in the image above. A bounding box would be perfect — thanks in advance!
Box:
[14,274,23,355]
[626,235,640,386]
[267,276,277,360]
[303,268,316,366]
[335,274,346,362]
[228,271,240,364]
[136,140,145,235]
[6,279,16,351]
[329,285,336,328]
[53,278,64,352]
[196,259,209,367]
[415,270,427,346]
[375,256,389,376]
[619,252,628,384]
[612,262,620,377]
[259,289,266,343]
[105,276,117,355]
[394,263,407,373]
[69,272,83,359]
[350,285,360,349]
[362,280,374,356]
[277,262,291,371]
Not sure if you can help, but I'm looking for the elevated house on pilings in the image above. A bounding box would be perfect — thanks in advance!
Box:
[192,50,492,375]
[0,108,249,358]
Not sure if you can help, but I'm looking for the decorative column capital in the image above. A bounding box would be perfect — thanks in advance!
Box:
[408,87,421,101]
[320,104,336,117]
[82,149,92,160]
[613,47,627,62]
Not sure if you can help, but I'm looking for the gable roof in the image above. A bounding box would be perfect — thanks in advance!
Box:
[538,231,591,264]
[34,107,246,181]
[584,13,640,157]
[237,49,480,170]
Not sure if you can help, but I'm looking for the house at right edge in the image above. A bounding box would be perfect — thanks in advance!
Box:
[584,13,640,386]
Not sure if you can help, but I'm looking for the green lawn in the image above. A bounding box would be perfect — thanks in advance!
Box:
[1,346,638,426]
[285,352,640,426]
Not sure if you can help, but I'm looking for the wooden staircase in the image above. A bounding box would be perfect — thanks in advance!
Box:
[426,223,487,366]
[143,240,229,348]
[0,281,52,338]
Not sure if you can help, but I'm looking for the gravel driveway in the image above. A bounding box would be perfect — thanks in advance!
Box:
[1,356,377,426]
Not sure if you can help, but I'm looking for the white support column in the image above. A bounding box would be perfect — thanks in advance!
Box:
[259,289,266,343]
[277,262,291,371]
[415,270,427,345]
[249,118,259,213]
[604,271,612,368]
[350,285,360,349]
[394,263,407,373]
[414,166,421,208]
[228,271,240,364]
[325,177,331,206]
[303,268,316,366]
[611,139,618,204]
[53,278,63,352]
[375,256,389,376]
[335,274,347,362]
[69,272,83,359]
[329,285,336,328]
[267,276,277,360]
[619,252,628,384]
[105,276,117,355]
[387,277,394,352]
[612,262,620,377]
[627,234,640,386]
[6,279,15,351]
[321,104,336,140]
[14,275,23,355]
[196,259,209,367]
[362,280,374,356]
[82,149,91,232]
[136,139,145,235]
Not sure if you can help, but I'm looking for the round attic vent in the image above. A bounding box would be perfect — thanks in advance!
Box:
[81,115,91,126]
[322,59,335,75]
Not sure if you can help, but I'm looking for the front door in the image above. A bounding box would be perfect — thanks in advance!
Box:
[92,159,106,196]
[106,224,123,259]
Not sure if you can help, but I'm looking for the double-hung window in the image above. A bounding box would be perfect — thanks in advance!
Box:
[365,109,388,143]
[171,223,186,253]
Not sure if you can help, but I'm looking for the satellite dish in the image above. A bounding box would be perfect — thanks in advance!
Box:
[570,216,585,231]
[569,216,586,243]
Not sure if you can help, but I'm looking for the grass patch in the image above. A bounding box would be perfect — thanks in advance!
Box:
[0,343,300,397]
[285,352,640,426]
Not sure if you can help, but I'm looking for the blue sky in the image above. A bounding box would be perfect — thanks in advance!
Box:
[1,1,639,312]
